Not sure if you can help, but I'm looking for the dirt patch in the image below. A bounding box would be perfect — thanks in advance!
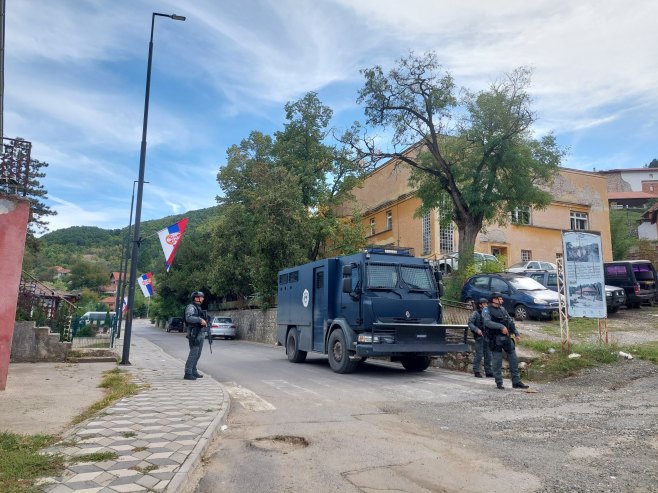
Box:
[521,305,658,345]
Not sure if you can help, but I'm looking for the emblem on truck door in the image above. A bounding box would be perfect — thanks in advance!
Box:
[302,289,310,307]
[405,310,411,319]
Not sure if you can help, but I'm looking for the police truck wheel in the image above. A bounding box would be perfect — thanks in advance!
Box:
[400,355,431,372]
[287,329,307,363]
[328,330,358,374]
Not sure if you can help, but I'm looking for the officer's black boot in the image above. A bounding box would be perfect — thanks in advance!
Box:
[183,374,197,380]
[193,373,204,378]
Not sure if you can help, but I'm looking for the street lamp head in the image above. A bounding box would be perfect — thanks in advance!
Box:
[170,14,186,21]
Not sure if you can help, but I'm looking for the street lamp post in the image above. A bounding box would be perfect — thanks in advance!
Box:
[114,180,148,340]
[121,12,185,365]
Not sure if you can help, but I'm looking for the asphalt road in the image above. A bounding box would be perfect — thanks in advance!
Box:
[137,323,540,493]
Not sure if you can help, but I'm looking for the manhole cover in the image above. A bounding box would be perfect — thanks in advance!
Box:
[249,435,309,453]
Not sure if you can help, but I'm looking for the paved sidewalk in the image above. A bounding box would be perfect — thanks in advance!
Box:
[40,335,229,493]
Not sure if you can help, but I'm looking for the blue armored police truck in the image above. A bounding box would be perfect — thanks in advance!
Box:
[276,247,468,374]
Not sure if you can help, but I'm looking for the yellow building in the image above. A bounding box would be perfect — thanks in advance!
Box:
[341,159,612,265]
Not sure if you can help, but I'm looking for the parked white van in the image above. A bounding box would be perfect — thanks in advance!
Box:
[79,311,116,325]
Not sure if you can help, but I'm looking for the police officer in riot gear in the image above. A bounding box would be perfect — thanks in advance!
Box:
[482,292,529,390]
[184,291,208,380]
[468,298,493,378]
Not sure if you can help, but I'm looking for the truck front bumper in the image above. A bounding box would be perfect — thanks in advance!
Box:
[355,323,469,356]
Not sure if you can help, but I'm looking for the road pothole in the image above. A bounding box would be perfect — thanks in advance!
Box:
[249,435,309,453]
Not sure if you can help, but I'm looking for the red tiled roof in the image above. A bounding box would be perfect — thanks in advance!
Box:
[608,191,658,199]
[598,168,658,173]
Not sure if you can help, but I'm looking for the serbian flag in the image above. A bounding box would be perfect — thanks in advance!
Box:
[138,272,154,297]
[157,217,188,272]
[122,297,128,313]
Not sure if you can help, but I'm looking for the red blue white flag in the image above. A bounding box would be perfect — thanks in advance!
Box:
[138,272,154,298]
[157,218,188,272]
[122,297,128,313]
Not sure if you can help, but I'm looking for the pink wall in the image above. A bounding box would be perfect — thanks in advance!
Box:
[0,195,30,390]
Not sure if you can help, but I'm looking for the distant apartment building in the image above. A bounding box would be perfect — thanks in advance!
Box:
[340,158,612,265]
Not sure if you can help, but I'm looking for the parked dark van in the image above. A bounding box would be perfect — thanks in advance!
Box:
[603,261,657,308]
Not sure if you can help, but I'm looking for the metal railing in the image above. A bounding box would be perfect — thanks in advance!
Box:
[17,271,76,340]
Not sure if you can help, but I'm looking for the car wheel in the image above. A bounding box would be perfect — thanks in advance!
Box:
[400,355,431,372]
[286,329,307,363]
[607,306,619,314]
[514,304,529,321]
[328,330,358,374]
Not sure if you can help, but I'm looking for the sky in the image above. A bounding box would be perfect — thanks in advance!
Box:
[4,0,657,233]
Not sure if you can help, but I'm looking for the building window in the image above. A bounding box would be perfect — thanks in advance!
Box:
[521,250,532,261]
[570,211,589,230]
[439,222,454,253]
[369,218,376,236]
[386,210,393,230]
[511,206,531,225]
[422,211,431,255]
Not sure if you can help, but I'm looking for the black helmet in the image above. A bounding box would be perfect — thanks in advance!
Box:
[191,291,205,299]
[489,292,502,301]
[478,298,488,305]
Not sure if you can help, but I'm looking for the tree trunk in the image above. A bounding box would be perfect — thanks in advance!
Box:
[456,218,483,272]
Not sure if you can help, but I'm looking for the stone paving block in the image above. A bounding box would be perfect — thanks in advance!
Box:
[69,464,103,474]
[61,479,102,490]
[132,451,151,460]
[93,472,117,486]
[150,471,175,481]
[136,474,160,488]
[109,484,147,492]
[66,471,104,483]
[145,457,179,466]
[108,461,141,471]
[69,487,102,493]
[170,452,188,463]
[153,480,168,491]
[108,469,140,479]
[45,485,74,493]
[146,451,173,460]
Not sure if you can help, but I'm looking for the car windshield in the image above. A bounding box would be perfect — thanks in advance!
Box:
[367,263,398,289]
[508,276,546,291]
[213,317,232,324]
[400,265,434,290]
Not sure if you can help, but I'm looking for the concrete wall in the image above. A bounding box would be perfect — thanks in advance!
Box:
[0,195,30,390]
[208,308,278,345]
[10,321,72,363]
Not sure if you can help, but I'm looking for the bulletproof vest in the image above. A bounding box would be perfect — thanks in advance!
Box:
[488,305,508,325]
[187,303,204,327]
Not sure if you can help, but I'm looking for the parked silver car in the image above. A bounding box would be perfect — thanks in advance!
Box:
[209,316,237,340]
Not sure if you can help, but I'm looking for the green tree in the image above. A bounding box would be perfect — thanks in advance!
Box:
[609,209,638,260]
[348,52,564,269]
[68,261,110,290]
[646,158,658,168]
[274,93,364,260]
[211,94,365,300]
[212,133,309,300]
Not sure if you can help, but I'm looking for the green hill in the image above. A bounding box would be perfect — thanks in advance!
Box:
[33,206,220,277]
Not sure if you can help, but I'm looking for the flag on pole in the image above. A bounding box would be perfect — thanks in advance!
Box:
[122,297,128,313]
[138,272,154,298]
[157,218,188,272]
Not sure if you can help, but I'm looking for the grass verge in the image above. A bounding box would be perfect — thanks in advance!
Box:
[521,339,658,382]
[1,368,144,492]
[71,368,142,425]
[0,433,63,493]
